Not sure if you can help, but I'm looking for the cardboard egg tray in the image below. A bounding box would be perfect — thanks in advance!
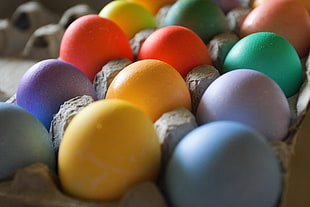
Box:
[0,0,309,206]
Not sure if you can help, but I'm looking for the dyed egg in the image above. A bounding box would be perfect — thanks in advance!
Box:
[223,32,302,97]
[0,103,55,180]
[165,121,283,207]
[196,69,290,141]
[137,26,212,77]
[163,0,229,42]
[106,59,191,122]
[58,99,161,201]
[126,0,178,15]
[240,0,310,57]
[211,0,241,13]
[99,1,157,39]
[59,14,134,81]
[16,59,97,129]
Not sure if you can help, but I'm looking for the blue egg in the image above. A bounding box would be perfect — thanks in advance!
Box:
[164,121,282,207]
[16,59,97,129]
[0,103,56,180]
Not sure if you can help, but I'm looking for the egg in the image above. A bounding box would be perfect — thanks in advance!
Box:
[106,59,191,122]
[240,0,310,57]
[211,0,241,13]
[0,102,55,181]
[196,69,290,141]
[223,32,302,97]
[164,121,283,207]
[163,0,229,43]
[99,1,157,39]
[137,25,212,78]
[16,59,97,129]
[59,14,134,81]
[58,99,161,201]
[126,0,178,15]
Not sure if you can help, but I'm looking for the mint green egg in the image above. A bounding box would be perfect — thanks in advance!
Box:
[223,32,302,97]
[163,0,229,43]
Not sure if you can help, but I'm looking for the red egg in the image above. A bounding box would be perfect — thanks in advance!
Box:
[60,15,134,81]
[240,0,310,57]
[137,26,212,78]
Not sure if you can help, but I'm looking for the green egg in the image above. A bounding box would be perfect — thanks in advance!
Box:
[223,32,302,97]
[163,0,229,43]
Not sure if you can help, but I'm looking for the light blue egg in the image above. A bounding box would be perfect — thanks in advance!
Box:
[165,121,282,207]
[0,102,56,180]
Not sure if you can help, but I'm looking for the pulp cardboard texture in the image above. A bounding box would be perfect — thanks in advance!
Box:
[0,1,309,207]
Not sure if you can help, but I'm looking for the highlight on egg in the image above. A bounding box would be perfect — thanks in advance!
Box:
[0,103,56,181]
[16,59,97,129]
[99,0,157,39]
[223,32,303,97]
[196,69,291,141]
[137,25,212,78]
[58,99,161,201]
[164,121,283,207]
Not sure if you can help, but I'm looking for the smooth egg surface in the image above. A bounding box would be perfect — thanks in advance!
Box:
[16,59,97,129]
[223,32,302,97]
[99,0,157,39]
[59,14,134,81]
[106,59,191,122]
[165,121,283,207]
[0,103,56,180]
[241,0,310,57]
[163,0,229,42]
[197,69,290,141]
[58,99,161,201]
[137,25,212,78]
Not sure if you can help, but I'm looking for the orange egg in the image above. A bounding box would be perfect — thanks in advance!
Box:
[137,26,212,78]
[126,0,177,15]
[240,0,310,57]
[59,15,134,81]
[106,59,191,122]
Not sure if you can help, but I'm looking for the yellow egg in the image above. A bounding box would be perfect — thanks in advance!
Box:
[99,0,157,39]
[58,99,161,201]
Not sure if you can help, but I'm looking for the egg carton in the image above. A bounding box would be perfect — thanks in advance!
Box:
[0,0,310,207]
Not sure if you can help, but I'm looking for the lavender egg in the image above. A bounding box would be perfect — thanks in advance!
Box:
[196,69,290,141]
[16,59,97,129]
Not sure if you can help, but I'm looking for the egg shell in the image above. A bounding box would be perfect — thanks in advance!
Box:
[210,0,241,13]
[240,0,310,57]
[58,99,161,201]
[106,59,192,122]
[59,14,134,81]
[16,59,97,129]
[163,0,229,43]
[164,121,283,207]
[99,0,157,39]
[126,0,178,15]
[196,69,290,141]
[137,25,212,78]
[223,32,302,97]
[0,103,56,181]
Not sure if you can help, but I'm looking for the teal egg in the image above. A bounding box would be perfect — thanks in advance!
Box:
[223,32,302,97]
[163,0,229,43]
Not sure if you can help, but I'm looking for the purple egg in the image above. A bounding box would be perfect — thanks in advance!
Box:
[211,0,241,13]
[196,69,290,141]
[16,59,97,129]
